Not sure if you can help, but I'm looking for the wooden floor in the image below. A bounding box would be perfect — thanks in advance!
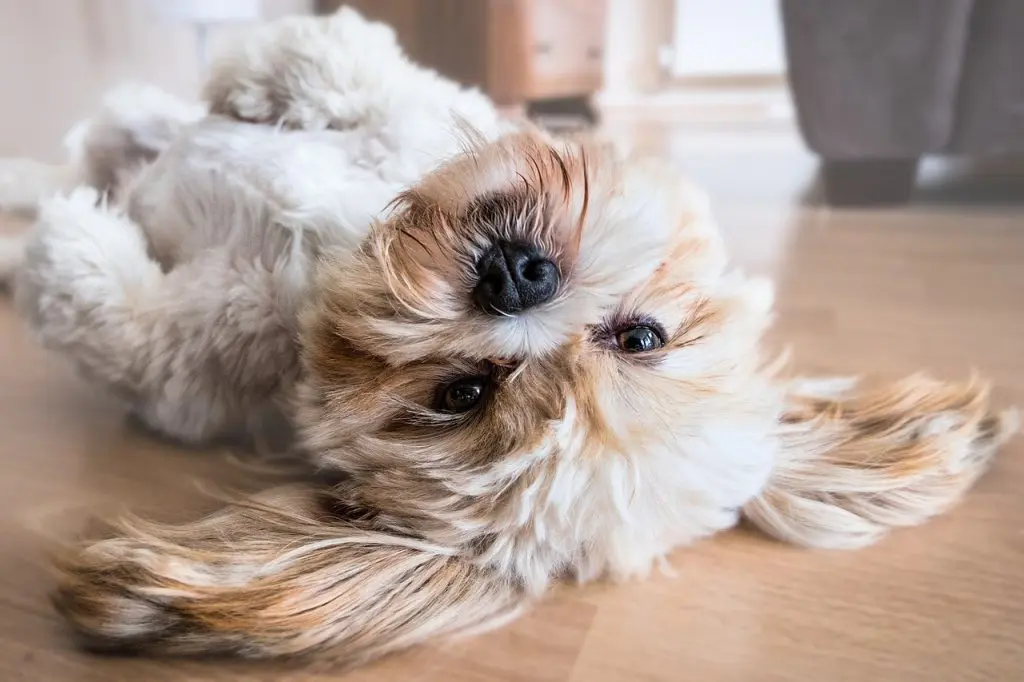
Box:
[1,111,1024,680]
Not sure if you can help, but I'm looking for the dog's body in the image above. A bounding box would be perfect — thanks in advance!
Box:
[0,7,1016,668]
[6,10,507,445]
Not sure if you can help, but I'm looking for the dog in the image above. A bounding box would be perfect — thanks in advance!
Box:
[0,6,1016,669]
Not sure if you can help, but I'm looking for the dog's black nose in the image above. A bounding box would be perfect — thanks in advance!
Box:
[472,241,559,315]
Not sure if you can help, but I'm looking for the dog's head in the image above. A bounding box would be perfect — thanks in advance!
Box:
[297,130,777,535]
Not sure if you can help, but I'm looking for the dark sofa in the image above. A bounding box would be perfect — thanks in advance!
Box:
[780,0,1024,205]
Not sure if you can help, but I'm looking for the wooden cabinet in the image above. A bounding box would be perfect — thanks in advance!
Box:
[525,0,605,100]
[317,0,607,113]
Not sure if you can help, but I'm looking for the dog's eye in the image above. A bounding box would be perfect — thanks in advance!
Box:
[616,325,664,353]
[439,377,488,413]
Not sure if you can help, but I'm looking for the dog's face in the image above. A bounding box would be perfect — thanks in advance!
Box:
[298,131,776,542]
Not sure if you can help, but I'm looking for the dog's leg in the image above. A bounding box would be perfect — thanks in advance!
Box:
[202,8,409,131]
[52,484,525,661]
[744,375,1018,549]
[15,188,295,444]
[202,7,499,139]
[0,85,203,287]
[0,84,203,215]
[68,84,206,194]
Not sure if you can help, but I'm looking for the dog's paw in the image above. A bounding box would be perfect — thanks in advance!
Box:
[31,187,148,270]
[15,188,159,340]
[202,8,404,130]
[27,188,148,281]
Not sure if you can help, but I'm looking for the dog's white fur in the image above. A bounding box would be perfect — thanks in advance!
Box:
[0,6,1015,666]
[8,8,507,444]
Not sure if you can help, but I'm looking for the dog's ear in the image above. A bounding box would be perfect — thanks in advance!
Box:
[745,374,1017,549]
[51,485,526,662]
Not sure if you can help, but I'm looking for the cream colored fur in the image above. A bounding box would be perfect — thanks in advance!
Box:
[7,8,506,444]
[0,6,1015,667]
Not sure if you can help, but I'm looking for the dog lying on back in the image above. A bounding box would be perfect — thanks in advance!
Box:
[0,7,1015,667]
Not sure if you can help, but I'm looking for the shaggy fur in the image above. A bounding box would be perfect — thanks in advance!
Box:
[7,8,507,444]
[0,6,1016,668]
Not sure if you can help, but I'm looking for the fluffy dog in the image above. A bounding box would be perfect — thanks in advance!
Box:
[0,7,1016,668]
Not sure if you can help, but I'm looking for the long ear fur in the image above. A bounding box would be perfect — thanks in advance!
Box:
[51,485,526,662]
[745,374,1018,549]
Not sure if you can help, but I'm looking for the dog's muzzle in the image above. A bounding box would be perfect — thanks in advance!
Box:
[472,241,559,315]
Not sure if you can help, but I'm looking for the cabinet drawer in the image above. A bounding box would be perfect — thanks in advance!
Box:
[523,0,606,98]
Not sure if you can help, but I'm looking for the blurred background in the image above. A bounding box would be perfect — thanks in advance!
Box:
[0,2,1022,680]
[3,0,1024,209]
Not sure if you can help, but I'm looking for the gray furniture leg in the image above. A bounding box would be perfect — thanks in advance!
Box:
[821,159,919,207]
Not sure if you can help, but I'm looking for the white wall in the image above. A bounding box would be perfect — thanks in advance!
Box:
[670,0,785,78]
[600,0,787,103]
[0,0,312,159]
[602,0,675,96]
